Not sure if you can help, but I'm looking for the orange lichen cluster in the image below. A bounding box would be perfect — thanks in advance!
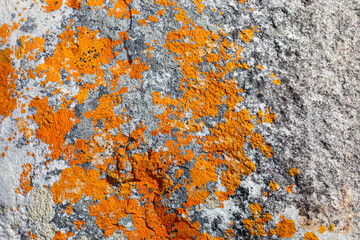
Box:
[286,184,294,193]
[0,48,17,119]
[240,28,254,43]
[0,23,18,120]
[51,165,110,204]
[193,0,205,13]
[40,0,63,12]
[17,118,34,139]
[29,96,79,160]
[3,0,316,239]
[270,72,281,85]
[15,163,33,195]
[0,23,19,45]
[35,24,118,86]
[289,167,300,176]
[15,36,45,60]
[319,225,327,234]
[275,215,297,238]
[243,203,275,236]
[108,0,133,19]
[270,180,279,191]
[304,232,319,240]
[86,0,104,7]
[53,231,75,240]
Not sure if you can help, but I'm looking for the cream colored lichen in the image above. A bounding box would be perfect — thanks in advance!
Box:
[28,187,55,223]
[27,187,56,239]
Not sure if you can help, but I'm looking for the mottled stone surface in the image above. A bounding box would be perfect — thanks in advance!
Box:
[0,0,359,239]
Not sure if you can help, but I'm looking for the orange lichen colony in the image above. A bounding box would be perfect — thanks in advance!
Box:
[15,163,33,195]
[289,167,300,176]
[304,232,319,240]
[0,0,318,239]
[243,203,275,236]
[0,23,18,119]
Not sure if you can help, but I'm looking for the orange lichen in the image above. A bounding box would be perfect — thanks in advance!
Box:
[66,0,82,9]
[243,218,255,230]
[50,165,111,204]
[264,108,277,123]
[289,168,300,176]
[17,118,34,139]
[240,29,254,43]
[319,225,327,234]
[108,0,133,19]
[194,0,205,13]
[276,216,296,238]
[244,204,273,236]
[273,78,281,85]
[29,96,79,160]
[249,132,273,158]
[328,224,334,232]
[28,231,37,239]
[35,24,117,86]
[249,203,262,218]
[0,48,17,119]
[4,2,293,239]
[74,220,85,230]
[148,15,158,22]
[138,19,148,26]
[0,23,19,45]
[15,36,45,61]
[53,231,75,240]
[286,184,294,193]
[304,232,319,240]
[270,180,279,191]
[74,89,88,104]
[41,0,63,12]
[15,163,33,195]
[86,0,104,7]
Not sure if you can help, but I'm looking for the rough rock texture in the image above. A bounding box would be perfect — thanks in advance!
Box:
[0,0,359,239]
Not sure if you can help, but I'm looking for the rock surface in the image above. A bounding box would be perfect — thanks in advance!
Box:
[0,0,359,239]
